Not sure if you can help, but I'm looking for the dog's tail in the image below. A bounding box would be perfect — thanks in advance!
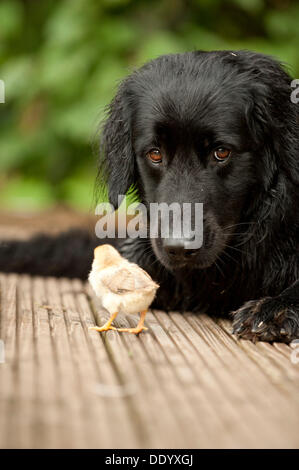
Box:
[0,229,104,279]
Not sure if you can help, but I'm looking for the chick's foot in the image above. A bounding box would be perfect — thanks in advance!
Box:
[116,310,148,335]
[89,312,118,333]
[89,324,117,332]
[116,326,148,334]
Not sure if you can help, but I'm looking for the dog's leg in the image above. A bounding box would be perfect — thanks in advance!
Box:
[232,280,299,343]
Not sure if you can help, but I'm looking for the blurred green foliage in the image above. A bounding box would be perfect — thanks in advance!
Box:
[0,0,298,210]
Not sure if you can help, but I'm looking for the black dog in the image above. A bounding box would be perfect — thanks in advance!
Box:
[1,50,298,343]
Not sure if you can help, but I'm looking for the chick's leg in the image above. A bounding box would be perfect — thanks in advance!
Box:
[89,312,118,332]
[116,310,148,334]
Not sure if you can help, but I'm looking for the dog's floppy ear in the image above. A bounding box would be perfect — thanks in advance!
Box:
[244,55,299,189]
[99,81,135,209]
[245,86,279,191]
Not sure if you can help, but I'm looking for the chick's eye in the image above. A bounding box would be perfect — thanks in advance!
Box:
[147,149,162,164]
[214,147,231,162]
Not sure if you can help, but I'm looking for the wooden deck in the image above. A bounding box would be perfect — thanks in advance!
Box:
[0,210,299,448]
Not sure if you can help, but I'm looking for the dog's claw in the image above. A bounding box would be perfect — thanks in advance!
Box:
[232,296,299,343]
[233,326,242,335]
[251,320,265,333]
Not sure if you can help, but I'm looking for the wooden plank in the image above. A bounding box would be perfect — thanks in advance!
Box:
[103,306,201,447]
[0,274,18,448]
[0,273,299,448]
[2,275,36,448]
[31,276,65,448]
[153,310,256,448]
[89,296,176,447]
[144,310,225,448]
[212,316,299,447]
[61,278,138,448]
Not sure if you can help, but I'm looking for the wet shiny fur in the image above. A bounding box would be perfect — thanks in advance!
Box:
[1,50,298,342]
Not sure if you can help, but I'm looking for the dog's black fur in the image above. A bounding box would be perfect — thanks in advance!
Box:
[1,50,298,342]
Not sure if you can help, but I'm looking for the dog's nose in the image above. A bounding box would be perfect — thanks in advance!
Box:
[163,238,198,260]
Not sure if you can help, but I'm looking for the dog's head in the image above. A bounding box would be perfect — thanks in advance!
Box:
[99,50,298,271]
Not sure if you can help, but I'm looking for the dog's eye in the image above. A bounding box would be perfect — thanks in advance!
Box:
[147,149,163,164]
[214,147,231,162]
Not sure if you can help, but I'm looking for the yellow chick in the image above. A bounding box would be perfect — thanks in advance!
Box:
[88,244,159,334]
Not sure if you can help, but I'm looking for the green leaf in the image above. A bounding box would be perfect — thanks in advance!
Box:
[0,0,23,40]
[0,178,55,211]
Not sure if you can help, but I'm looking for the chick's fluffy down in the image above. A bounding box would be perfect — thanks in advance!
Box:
[89,261,159,315]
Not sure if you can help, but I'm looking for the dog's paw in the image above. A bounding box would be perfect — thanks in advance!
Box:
[232,296,299,343]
